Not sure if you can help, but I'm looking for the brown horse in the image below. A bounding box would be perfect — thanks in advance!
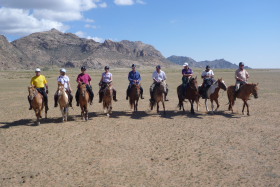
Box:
[57,84,69,122]
[102,83,113,117]
[177,77,199,114]
[79,84,89,120]
[28,86,47,125]
[227,83,258,116]
[200,78,227,113]
[150,81,166,114]
[129,83,140,112]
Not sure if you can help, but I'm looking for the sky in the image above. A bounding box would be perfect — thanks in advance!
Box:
[0,0,279,68]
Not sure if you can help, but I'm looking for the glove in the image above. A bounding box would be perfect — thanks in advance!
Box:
[46,89,49,94]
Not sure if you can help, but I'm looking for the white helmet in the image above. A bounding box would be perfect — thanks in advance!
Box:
[35,68,41,72]
[60,68,66,73]
[183,62,189,67]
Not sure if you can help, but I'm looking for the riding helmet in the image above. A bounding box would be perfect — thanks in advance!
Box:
[104,65,110,70]
[183,62,188,67]
[81,66,86,71]
[60,68,66,73]
[35,68,41,72]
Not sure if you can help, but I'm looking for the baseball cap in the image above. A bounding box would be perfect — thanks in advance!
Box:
[35,68,41,72]
[183,63,189,67]
[156,65,161,69]
[239,62,244,66]
[81,66,86,70]
[206,65,210,69]
[131,64,136,68]
[60,68,66,73]
[104,65,110,69]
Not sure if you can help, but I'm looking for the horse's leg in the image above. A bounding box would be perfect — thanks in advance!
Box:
[85,106,88,121]
[245,100,249,116]
[190,100,195,114]
[61,107,65,122]
[196,98,199,111]
[242,101,246,115]
[205,99,209,112]
[214,99,219,112]
[157,102,159,113]
[65,107,68,121]
[210,99,214,114]
[162,101,166,115]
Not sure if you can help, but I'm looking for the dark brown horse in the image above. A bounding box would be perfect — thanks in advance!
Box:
[28,86,47,125]
[128,83,140,112]
[150,81,166,114]
[177,77,199,114]
[102,83,113,117]
[79,84,89,120]
[227,83,258,116]
[199,78,227,113]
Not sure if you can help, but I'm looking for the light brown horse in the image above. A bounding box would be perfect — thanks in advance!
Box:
[227,83,258,116]
[28,86,47,125]
[79,84,89,120]
[129,83,140,112]
[150,81,166,114]
[102,83,113,117]
[200,78,227,113]
[57,84,69,122]
[177,77,199,114]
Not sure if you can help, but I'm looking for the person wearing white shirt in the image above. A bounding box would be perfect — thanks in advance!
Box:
[54,68,73,107]
[150,65,169,101]
[200,65,215,99]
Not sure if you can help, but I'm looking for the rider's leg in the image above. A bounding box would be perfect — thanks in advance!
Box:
[150,83,154,101]
[67,90,73,107]
[126,85,130,100]
[235,81,240,97]
[54,90,58,107]
[99,88,103,103]
[140,86,144,99]
[40,89,48,110]
[113,89,118,102]
[164,85,169,101]
[75,89,80,106]
[86,85,94,105]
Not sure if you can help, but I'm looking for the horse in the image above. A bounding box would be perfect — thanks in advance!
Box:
[227,83,258,116]
[199,78,227,113]
[102,83,113,117]
[128,83,140,112]
[57,84,69,122]
[28,86,47,125]
[177,77,199,114]
[79,84,89,120]
[150,81,166,114]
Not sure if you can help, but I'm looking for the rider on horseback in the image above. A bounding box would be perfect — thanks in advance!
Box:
[150,65,169,102]
[75,66,94,106]
[29,68,49,110]
[235,62,249,95]
[54,68,73,107]
[182,63,193,97]
[98,66,118,103]
[126,64,144,100]
[200,65,215,99]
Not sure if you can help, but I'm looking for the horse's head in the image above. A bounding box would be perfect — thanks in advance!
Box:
[218,78,227,91]
[80,84,87,97]
[189,76,199,92]
[131,83,141,95]
[28,85,37,100]
[251,83,259,99]
[57,83,65,95]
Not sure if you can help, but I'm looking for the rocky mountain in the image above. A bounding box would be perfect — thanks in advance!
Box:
[167,55,250,69]
[0,29,170,70]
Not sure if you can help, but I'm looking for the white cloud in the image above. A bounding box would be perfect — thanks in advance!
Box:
[85,24,98,29]
[0,0,105,36]
[0,8,68,35]
[85,18,95,23]
[75,31,104,43]
[114,0,134,6]
[114,0,146,6]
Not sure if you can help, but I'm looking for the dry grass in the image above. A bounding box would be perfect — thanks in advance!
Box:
[0,68,279,186]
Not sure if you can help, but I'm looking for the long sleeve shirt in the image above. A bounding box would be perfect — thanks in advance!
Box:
[128,71,142,85]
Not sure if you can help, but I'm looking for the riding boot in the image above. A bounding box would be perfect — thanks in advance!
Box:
[149,90,154,102]
[28,96,32,110]
[54,94,58,107]
[69,93,73,107]
[140,87,144,99]
[99,91,103,103]
[164,93,169,101]
[44,97,49,111]
[113,89,118,102]
[126,87,129,100]
[75,89,79,106]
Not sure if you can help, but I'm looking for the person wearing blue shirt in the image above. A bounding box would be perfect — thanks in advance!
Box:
[126,64,144,100]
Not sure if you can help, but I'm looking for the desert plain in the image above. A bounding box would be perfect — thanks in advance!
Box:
[0,68,279,186]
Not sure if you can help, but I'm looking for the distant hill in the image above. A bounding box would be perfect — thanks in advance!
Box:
[167,55,250,69]
[0,29,171,70]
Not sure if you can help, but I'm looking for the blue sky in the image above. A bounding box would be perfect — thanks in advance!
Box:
[0,0,279,68]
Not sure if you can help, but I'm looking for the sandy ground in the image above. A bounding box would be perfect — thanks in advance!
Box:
[0,68,279,187]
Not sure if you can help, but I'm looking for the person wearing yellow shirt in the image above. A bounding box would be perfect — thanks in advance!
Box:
[28,68,49,110]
